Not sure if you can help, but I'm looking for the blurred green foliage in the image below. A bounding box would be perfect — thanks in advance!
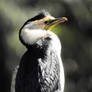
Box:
[0,0,92,92]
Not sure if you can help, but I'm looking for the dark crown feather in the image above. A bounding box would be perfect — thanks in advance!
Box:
[30,11,51,21]
[20,11,51,30]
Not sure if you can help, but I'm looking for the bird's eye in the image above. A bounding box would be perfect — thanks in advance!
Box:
[44,20,55,24]
[44,21,49,24]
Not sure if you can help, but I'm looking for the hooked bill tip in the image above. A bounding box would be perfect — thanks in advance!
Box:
[62,17,68,21]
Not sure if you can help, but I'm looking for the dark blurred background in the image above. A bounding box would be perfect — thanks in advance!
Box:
[0,0,92,92]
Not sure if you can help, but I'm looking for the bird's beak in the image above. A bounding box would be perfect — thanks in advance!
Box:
[44,17,68,30]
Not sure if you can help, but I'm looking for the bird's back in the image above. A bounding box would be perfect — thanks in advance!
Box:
[15,51,41,92]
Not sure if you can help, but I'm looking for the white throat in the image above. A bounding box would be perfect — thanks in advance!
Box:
[20,28,49,45]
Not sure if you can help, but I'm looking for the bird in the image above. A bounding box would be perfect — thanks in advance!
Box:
[11,11,67,92]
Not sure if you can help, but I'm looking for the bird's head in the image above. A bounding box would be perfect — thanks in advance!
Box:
[19,11,67,46]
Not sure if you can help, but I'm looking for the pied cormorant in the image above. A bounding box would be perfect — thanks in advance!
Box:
[11,11,67,92]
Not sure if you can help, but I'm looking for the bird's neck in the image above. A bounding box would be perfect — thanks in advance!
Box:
[26,31,61,58]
